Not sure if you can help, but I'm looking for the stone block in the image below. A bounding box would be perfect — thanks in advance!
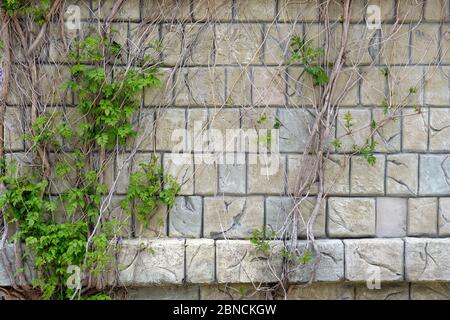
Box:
[439,198,450,236]
[183,24,215,65]
[345,24,378,65]
[218,163,246,194]
[425,67,449,106]
[155,108,186,151]
[397,0,424,22]
[163,153,194,195]
[169,196,202,238]
[350,155,385,195]
[373,109,401,152]
[279,108,314,152]
[287,154,319,195]
[116,239,185,285]
[389,67,423,107]
[4,107,24,151]
[386,154,418,195]
[376,197,407,237]
[355,283,409,300]
[344,239,404,281]
[209,108,241,153]
[264,24,302,64]
[204,196,264,238]
[411,24,440,64]
[419,154,450,195]
[360,67,386,106]
[402,108,429,151]
[216,240,283,283]
[216,24,262,64]
[225,67,252,106]
[408,198,438,236]
[406,238,450,281]
[134,108,155,151]
[92,0,140,21]
[39,64,72,104]
[328,197,376,237]
[247,155,286,194]
[410,282,450,300]
[286,67,320,107]
[235,0,275,21]
[336,109,371,153]
[430,108,450,151]
[127,286,199,300]
[252,67,286,106]
[324,155,350,195]
[142,0,191,21]
[380,24,410,64]
[424,0,449,21]
[441,25,450,63]
[331,68,359,106]
[278,0,318,22]
[194,161,218,195]
[287,283,354,300]
[116,153,158,194]
[135,205,168,238]
[129,23,160,64]
[161,24,183,66]
[185,239,215,283]
[144,68,173,106]
[289,240,344,282]
[193,0,232,21]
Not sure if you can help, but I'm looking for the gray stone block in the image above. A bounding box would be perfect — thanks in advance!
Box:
[279,109,315,153]
[218,163,246,194]
[169,196,202,238]
[419,155,450,195]
[186,239,215,284]
[376,198,407,237]
[355,282,409,300]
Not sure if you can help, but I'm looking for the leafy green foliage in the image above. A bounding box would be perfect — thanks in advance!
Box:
[2,0,51,23]
[250,227,275,256]
[355,140,377,166]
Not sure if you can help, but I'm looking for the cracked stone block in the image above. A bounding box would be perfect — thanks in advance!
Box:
[397,0,424,22]
[134,109,155,152]
[264,24,302,64]
[216,24,262,64]
[216,240,283,283]
[411,24,439,64]
[127,286,199,300]
[360,67,385,106]
[115,239,185,286]
[344,239,404,282]
[200,284,266,300]
[252,67,286,106]
[278,0,318,22]
[144,68,173,107]
[350,155,385,195]
[408,198,438,236]
[265,196,326,238]
[175,68,226,106]
[92,0,140,21]
[195,161,218,195]
[142,0,191,21]
[184,24,215,66]
[218,163,246,194]
[279,108,314,152]
[193,0,232,21]
[419,154,450,195]
[380,25,410,64]
[4,107,24,151]
[286,67,320,106]
[355,283,409,300]
[169,196,202,238]
[324,155,350,195]
[289,240,344,282]
[402,108,429,151]
[441,26,450,63]
[439,198,450,236]
[424,0,449,21]
[411,282,450,300]
[185,239,215,283]
[386,154,418,195]
[430,108,450,150]
[155,108,186,151]
[389,67,424,107]
[406,238,450,281]
[163,153,194,195]
[287,155,319,195]
[287,283,354,300]
[425,67,450,107]
[225,67,252,106]
[376,197,407,237]
[373,109,401,152]
[235,0,275,21]
[247,155,285,194]
[336,109,371,153]
[204,196,264,239]
[328,197,376,238]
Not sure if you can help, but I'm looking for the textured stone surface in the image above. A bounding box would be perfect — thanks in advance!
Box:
[155,109,186,151]
[169,196,202,238]
[336,109,371,152]
[425,67,449,106]
[328,197,376,237]
[287,154,319,194]
[247,156,285,194]
[381,25,410,64]
[252,67,286,106]
[406,238,450,281]
[218,163,246,194]
[287,283,354,300]
[204,196,264,238]
[419,155,450,195]
[278,0,318,22]
[216,240,283,283]
[350,155,385,195]
[193,0,232,21]
[4,107,24,151]
[185,239,215,283]
[289,240,344,282]
[430,108,450,150]
[116,239,185,286]
[279,108,314,152]
[194,161,218,195]
[410,282,450,300]
[376,197,407,237]
[216,24,262,64]
[402,109,429,151]
[408,198,438,236]
[386,154,418,195]
[355,283,409,300]
[411,24,439,64]
[324,155,350,194]
[344,239,404,282]
[235,0,275,21]
[438,198,450,236]
[360,67,385,106]
[163,153,194,195]
[127,286,199,300]
[264,24,302,64]
[373,109,401,152]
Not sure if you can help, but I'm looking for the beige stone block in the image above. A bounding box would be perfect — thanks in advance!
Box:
[441,26,450,63]
[346,24,378,65]
[297,197,326,238]
[155,108,186,151]
[373,109,401,152]
[350,155,385,195]
[135,204,168,238]
[163,153,194,195]
[286,154,319,195]
[360,67,386,106]
[129,23,161,66]
[194,161,218,195]
[328,0,366,22]
[336,109,371,152]
[252,67,286,106]
[185,239,215,283]
[161,24,183,66]
[411,283,450,300]
[332,68,359,106]
[366,0,395,21]
[408,197,438,236]
[4,107,24,152]
[216,24,263,64]
[388,66,423,107]
[397,0,424,22]
[264,24,302,64]
[209,108,241,153]
[193,0,232,21]
[92,0,140,21]
[355,283,409,300]
[39,64,72,105]
[225,67,252,106]
[411,24,440,64]
[439,197,450,236]
[287,67,320,106]
[105,196,132,237]
[184,24,215,65]
[425,67,449,106]
[324,155,350,195]
[247,155,286,194]
[204,196,264,238]
[430,108,450,151]
[235,0,275,21]
[402,108,429,151]
[424,0,449,21]
[287,282,354,300]
[386,154,418,195]
[144,68,173,107]
[134,109,155,152]
[278,0,319,22]
[380,24,410,64]
[142,0,191,21]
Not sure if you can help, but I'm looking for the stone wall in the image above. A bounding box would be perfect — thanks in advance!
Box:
[3,0,450,299]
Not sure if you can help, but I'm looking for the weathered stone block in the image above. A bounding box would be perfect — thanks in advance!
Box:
[424,0,449,21]
[411,24,439,64]
[373,109,401,152]
[441,26,450,63]
[331,68,359,106]
[247,155,285,194]
[389,67,423,106]
[194,161,218,195]
[439,198,450,236]
[142,0,191,21]
[129,23,160,64]
[287,282,354,300]
[419,154,450,195]
[235,0,275,21]
[380,24,410,64]
[279,108,314,152]
[116,153,158,194]
[386,154,418,195]
[154,108,186,151]
[345,24,378,65]
[185,239,215,283]
[193,0,232,21]
[39,64,72,104]
[425,67,449,106]
[92,0,140,21]
[216,24,262,64]
[289,240,344,282]
[287,154,319,195]
[397,0,424,22]
[360,67,386,106]
[350,155,385,195]
[286,67,320,107]
[163,153,194,195]
[204,196,264,238]
[406,238,450,281]
[402,108,429,151]
[184,24,215,65]
[252,67,286,106]
[264,24,302,64]
[328,197,376,237]
[355,283,409,300]
[344,239,404,282]
[144,68,173,106]
[218,163,246,194]
[408,198,438,236]
[430,108,450,151]
[411,282,450,300]
[324,155,350,195]
[216,240,283,283]
[209,108,241,153]
[4,107,24,151]
[169,196,202,238]
[225,67,252,106]
[135,205,168,238]
[128,286,199,300]
[116,239,185,285]
[336,109,371,153]
[134,109,155,151]
[278,0,318,22]
[376,197,407,237]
